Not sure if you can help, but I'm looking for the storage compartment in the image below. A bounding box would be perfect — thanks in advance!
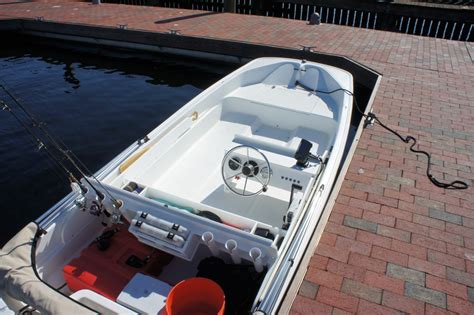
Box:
[63,226,173,300]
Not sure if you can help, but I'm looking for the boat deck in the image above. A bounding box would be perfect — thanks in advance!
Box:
[1,1,473,314]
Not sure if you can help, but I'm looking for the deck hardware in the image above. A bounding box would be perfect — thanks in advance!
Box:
[297,44,316,52]
[74,195,86,210]
[35,16,44,21]
[363,112,375,128]
[137,135,149,145]
[169,29,180,35]
[191,111,198,121]
[117,24,128,30]
[308,12,321,25]
[318,184,325,192]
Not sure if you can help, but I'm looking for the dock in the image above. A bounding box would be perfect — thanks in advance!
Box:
[1,0,473,313]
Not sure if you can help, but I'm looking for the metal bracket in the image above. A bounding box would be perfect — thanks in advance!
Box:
[363,113,375,129]
[298,45,317,52]
[169,29,180,35]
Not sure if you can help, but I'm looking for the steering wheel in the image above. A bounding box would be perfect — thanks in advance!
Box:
[221,145,272,196]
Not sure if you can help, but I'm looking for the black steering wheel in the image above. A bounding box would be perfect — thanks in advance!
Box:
[221,145,272,196]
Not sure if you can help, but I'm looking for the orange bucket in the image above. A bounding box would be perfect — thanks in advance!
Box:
[166,277,225,315]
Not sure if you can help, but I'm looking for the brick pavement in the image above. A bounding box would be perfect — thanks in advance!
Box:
[0,1,473,314]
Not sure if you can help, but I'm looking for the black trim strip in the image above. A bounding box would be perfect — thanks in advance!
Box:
[30,222,100,314]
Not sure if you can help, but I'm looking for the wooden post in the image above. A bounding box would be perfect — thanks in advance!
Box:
[224,0,236,13]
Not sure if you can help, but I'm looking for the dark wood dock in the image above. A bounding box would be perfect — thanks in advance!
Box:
[1,1,473,313]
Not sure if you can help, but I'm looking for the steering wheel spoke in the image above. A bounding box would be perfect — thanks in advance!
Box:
[225,172,242,181]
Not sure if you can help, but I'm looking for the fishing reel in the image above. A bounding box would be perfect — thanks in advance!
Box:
[72,180,123,225]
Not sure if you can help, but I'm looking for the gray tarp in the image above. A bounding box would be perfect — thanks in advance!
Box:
[0,222,96,314]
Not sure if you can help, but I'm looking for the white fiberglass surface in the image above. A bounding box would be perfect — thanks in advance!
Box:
[149,106,329,227]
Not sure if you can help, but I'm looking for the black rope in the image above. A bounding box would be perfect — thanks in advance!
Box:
[295,81,468,190]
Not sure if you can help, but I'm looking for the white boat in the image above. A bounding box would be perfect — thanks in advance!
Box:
[0,57,353,314]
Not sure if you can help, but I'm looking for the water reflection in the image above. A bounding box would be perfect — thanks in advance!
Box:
[64,63,80,89]
[0,35,235,246]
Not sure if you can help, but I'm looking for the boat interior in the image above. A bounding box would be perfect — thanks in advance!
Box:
[34,59,352,314]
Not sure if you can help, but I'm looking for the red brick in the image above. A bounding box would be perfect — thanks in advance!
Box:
[447,295,474,315]
[384,188,415,203]
[382,291,425,314]
[363,211,396,227]
[357,299,401,315]
[320,232,338,246]
[467,260,474,274]
[428,228,463,246]
[364,270,404,295]
[377,225,411,242]
[399,200,429,216]
[426,304,457,315]
[327,259,366,282]
[381,205,413,221]
[466,238,474,250]
[401,185,430,199]
[426,275,468,300]
[429,193,460,207]
[412,234,447,252]
[372,246,408,266]
[368,193,399,208]
[349,198,381,213]
[332,307,351,315]
[392,239,427,260]
[332,203,363,218]
[396,219,430,236]
[305,267,343,290]
[315,243,349,263]
[408,256,446,278]
[316,286,359,313]
[413,214,445,230]
[309,254,329,270]
[427,250,465,271]
[446,204,474,219]
[291,295,333,314]
[345,172,373,185]
[447,243,474,261]
[446,222,474,239]
[325,221,357,240]
[463,217,474,229]
[357,230,392,249]
[348,253,386,274]
[335,236,372,256]
[329,212,345,224]
[339,187,368,200]
[340,278,382,304]
[336,195,351,206]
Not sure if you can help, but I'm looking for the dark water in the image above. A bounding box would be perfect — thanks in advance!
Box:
[0,41,235,246]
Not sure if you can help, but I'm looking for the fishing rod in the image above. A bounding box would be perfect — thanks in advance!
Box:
[0,82,123,210]
[1,100,81,187]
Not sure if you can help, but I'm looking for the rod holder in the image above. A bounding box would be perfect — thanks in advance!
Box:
[202,232,220,257]
[249,247,264,273]
[225,239,241,264]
